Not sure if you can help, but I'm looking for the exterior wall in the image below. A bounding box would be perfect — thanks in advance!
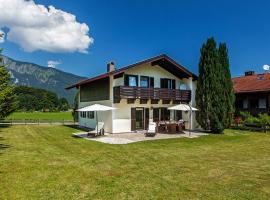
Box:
[235,92,270,116]
[111,63,198,133]
[114,63,190,88]
[78,62,198,133]
[78,99,113,133]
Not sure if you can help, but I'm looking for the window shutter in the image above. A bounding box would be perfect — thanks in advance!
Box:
[144,108,149,130]
[160,78,164,88]
[131,108,136,131]
[150,77,154,88]
[124,74,129,86]
[172,79,176,89]
[135,75,138,87]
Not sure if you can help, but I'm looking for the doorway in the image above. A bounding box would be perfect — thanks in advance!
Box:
[131,107,149,131]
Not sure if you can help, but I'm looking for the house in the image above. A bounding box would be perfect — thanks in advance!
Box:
[232,71,270,116]
[66,54,198,133]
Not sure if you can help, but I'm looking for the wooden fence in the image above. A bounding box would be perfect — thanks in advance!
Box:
[0,118,77,125]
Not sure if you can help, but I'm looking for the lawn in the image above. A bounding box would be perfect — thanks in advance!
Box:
[6,111,73,120]
[0,125,270,199]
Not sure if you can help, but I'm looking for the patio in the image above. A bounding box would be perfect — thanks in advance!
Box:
[73,131,208,144]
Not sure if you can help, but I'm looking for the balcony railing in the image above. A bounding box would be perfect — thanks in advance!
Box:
[113,86,191,103]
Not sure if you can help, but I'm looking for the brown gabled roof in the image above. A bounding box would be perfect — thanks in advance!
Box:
[232,73,270,93]
[66,54,197,89]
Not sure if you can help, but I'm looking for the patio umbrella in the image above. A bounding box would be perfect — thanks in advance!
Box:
[77,104,116,134]
[168,104,198,137]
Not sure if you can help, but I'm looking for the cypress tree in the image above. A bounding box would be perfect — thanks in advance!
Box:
[0,49,17,118]
[218,43,235,128]
[196,37,227,133]
[196,38,217,130]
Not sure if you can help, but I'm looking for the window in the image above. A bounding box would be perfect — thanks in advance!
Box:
[179,82,188,90]
[125,75,138,87]
[243,99,248,109]
[160,78,175,89]
[259,98,266,108]
[80,111,86,118]
[160,108,170,121]
[129,76,137,86]
[87,111,95,119]
[140,76,149,87]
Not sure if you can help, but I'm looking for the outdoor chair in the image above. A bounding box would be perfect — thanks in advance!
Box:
[145,122,157,137]
[87,122,105,137]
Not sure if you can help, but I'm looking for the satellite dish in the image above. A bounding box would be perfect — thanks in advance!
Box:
[263,64,269,71]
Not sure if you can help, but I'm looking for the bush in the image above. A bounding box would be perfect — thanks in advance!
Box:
[245,116,260,124]
[239,111,251,121]
[258,114,270,126]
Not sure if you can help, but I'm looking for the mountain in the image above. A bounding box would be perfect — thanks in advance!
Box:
[2,56,86,105]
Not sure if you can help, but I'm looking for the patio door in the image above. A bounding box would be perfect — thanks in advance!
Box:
[131,108,149,131]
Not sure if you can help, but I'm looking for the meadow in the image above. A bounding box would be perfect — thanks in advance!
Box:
[6,112,73,121]
[0,125,269,199]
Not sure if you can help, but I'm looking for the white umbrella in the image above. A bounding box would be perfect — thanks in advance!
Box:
[168,103,198,137]
[168,104,198,111]
[77,104,116,134]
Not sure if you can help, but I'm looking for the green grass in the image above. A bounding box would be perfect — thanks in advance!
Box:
[6,112,73,120]
[0,125,270,199]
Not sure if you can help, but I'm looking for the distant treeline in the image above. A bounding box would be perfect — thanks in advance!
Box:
[14,86,70,112]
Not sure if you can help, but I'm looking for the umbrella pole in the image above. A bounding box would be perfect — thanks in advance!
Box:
[96,111,98,135]
[188,104,191,137]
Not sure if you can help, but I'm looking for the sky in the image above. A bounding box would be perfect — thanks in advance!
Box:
[1,0,270,78]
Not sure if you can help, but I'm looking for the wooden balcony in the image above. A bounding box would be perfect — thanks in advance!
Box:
[113,86,191,103]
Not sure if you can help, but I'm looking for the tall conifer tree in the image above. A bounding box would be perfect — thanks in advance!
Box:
[218,43,235,127]
[196,38,233,133]
[0,49,17,118]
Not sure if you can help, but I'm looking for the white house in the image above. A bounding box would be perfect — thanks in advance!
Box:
[66,54,198,133]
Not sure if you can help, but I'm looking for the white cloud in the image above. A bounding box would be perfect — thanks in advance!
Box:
[47,60,61,68]
[0,0,93,53]
[0,30,5,43]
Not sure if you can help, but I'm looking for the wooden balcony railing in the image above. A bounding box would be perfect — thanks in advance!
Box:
[113,86,191,103]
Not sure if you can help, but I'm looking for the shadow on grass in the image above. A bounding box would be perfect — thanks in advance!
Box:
[64,124,91,132]
[0,124,12,155]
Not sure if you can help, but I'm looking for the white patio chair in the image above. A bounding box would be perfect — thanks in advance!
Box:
[145,122,157,137]
[87,122,105,137]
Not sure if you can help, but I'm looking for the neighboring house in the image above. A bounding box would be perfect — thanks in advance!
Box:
[66,54,198,133]
[233,71,270,116]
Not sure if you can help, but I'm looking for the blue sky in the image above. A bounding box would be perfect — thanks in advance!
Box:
[1,0,270,78]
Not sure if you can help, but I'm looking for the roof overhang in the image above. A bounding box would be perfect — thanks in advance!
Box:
[66,54,197,90]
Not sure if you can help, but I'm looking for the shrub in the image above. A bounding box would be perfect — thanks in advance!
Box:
[258,114,270,126]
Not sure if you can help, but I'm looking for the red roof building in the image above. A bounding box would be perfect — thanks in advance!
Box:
[232,71,270,115]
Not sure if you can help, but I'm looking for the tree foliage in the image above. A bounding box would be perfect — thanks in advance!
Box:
[0,50,17,118]
[196,38,234,133]
[218,43,235,127]
[14,86,70,112]
[72,91,79,122]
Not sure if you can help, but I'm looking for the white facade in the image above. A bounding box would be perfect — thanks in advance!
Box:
[77,60,198,133]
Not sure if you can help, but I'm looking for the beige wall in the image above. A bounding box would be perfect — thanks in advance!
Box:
[113,63,190,89]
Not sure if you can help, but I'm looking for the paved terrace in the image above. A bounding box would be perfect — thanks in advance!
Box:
[73,131,208,144]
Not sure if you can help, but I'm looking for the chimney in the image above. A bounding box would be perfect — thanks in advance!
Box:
[245,71,255,76]
[107,61,115,72]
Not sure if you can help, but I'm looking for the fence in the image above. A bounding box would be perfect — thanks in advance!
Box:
[0,118,77,125]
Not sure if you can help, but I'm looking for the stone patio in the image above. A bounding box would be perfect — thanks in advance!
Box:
[73,131,208,144]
